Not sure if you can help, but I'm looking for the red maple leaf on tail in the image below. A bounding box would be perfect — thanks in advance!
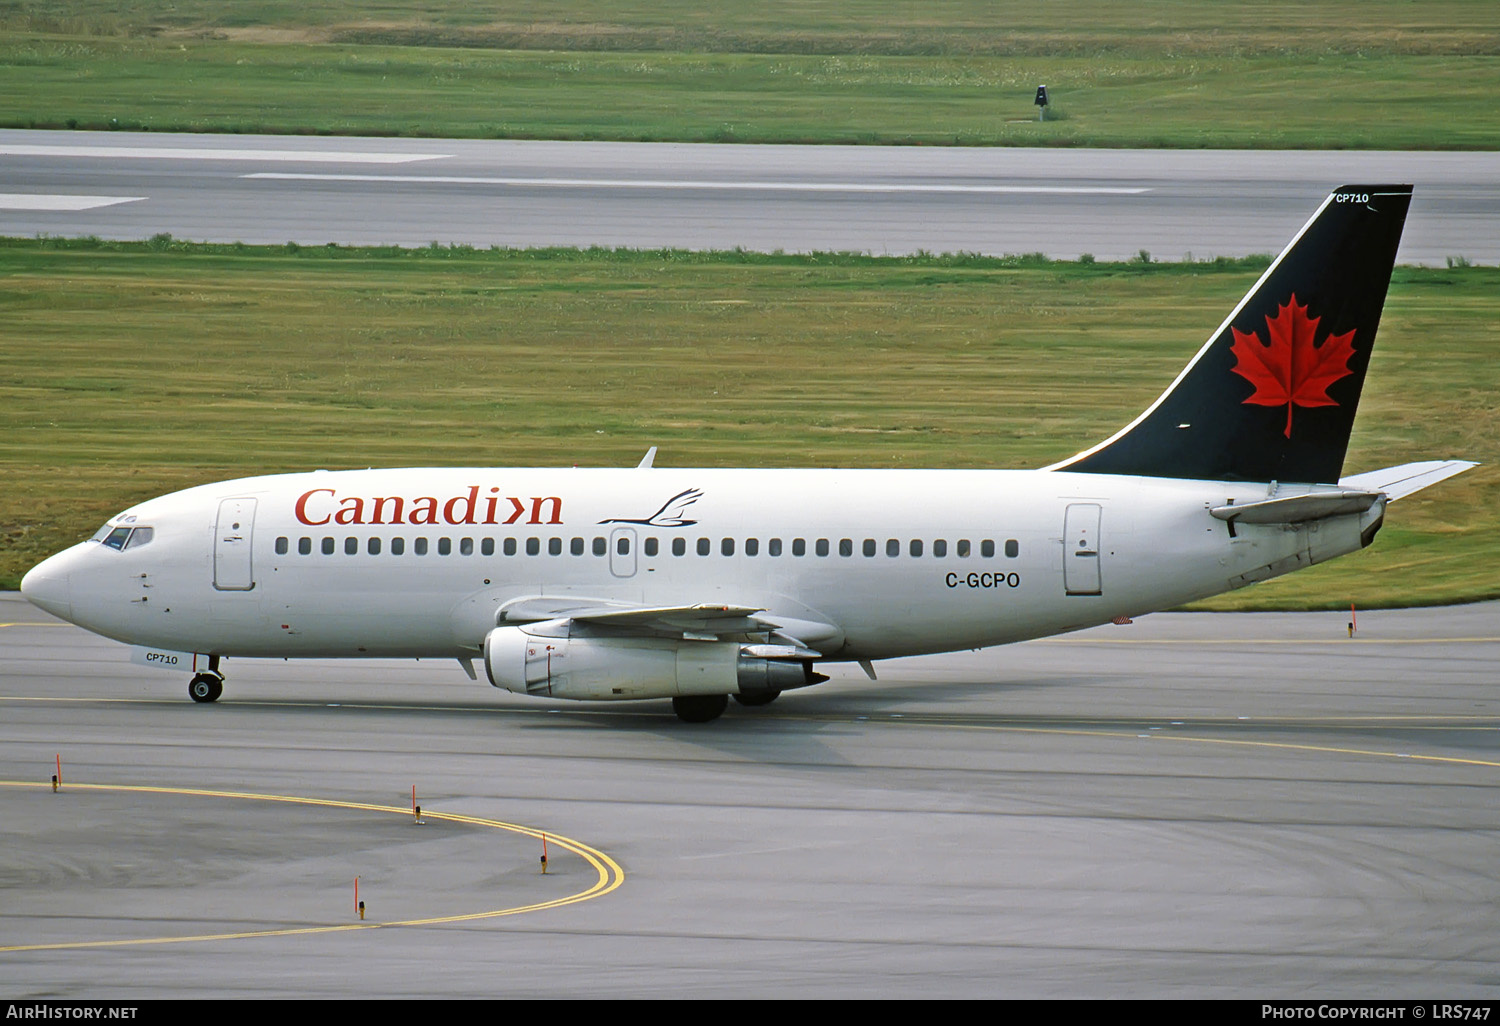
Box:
[1229,294,1356,438]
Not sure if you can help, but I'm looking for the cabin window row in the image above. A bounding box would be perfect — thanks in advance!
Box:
[274,535,1021,559]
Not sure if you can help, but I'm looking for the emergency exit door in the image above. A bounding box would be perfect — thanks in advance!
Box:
[609,527,637,578]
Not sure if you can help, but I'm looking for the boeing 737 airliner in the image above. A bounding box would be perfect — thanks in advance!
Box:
[21,185,1474,721]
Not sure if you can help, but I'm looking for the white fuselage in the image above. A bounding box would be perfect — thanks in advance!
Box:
[21,466,1379,664]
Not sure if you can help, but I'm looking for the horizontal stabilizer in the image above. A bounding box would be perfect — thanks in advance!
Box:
[1210,490,1381,525]
[1339,460,1478,501]
[1209,460,1477,526]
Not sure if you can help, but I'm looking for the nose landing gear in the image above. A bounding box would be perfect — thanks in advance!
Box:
[188,672,224,703]
[188,655,225,703]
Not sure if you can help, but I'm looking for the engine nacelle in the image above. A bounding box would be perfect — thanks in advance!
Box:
[483,625,826,702]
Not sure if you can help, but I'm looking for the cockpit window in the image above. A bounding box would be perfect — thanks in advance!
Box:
[98,525,153,551]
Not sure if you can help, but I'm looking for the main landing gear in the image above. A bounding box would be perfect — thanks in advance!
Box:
[188,656,224,703]
[672,694,729,723]
[672,690,781,722]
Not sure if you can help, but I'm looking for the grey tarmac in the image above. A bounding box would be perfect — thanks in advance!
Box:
[2,592,1497,998]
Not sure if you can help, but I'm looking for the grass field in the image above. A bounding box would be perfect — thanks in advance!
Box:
[7,1,1498,53]
[1,237,1493,609]
[1,1,1497,146]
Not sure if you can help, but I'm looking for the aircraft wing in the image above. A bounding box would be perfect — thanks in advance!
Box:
[499,596,762,630]
[496,596,843,654]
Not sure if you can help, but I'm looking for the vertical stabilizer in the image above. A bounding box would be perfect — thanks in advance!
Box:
[1051,185,1412,484]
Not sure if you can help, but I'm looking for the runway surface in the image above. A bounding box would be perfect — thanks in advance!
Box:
[2,130,1498,262]
[3,592,1498,998]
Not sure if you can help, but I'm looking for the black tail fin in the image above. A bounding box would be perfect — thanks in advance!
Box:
[1052,185,1412,484]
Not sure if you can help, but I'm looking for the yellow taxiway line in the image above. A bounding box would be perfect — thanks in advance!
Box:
[865,716,1500,770]
[1055,636,1500,645]
[0,781,624,953]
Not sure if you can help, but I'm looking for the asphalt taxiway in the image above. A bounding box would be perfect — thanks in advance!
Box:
[2,592,1497,998]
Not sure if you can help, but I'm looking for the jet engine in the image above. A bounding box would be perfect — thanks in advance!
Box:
[483,624,826,701]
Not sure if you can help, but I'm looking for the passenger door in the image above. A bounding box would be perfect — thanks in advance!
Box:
[213,497,257,591]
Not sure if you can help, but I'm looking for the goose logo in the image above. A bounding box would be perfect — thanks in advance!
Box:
[599,488,702,528]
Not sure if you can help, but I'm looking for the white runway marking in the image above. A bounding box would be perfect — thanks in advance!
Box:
[0,194,145,210]
[243,172,1151,195]
[0,145,450,163]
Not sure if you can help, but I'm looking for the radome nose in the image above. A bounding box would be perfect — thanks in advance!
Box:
[20,557,72,621]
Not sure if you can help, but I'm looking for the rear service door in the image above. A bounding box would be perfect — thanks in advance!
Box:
[1063,502,1102,596]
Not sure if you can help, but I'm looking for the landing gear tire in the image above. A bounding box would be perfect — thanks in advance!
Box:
[189,673,224,704]
[733,690,780,707]
[672,694,729,723]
